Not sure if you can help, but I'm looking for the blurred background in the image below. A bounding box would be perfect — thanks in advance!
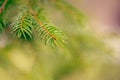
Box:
[0,0,120,80]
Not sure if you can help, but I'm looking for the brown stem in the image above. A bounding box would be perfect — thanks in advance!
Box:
[30,12,57,40]
[0,0,8,13]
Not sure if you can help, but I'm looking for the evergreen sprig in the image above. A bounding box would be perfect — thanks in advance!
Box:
[11,9,33,40]
[11,7,66,46]
[33,9,66,46]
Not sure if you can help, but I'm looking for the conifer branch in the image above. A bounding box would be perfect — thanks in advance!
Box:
[10,0,66,46]
[30,11,57,41]
[11,7,66,46]
[11,9,33,40]
[30,9,66,46]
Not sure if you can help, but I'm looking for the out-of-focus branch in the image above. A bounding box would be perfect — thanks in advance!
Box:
[0,0,8,13]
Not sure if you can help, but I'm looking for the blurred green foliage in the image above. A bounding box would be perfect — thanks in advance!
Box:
[0,0,118,80]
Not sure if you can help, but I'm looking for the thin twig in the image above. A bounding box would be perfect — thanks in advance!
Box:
[0,0,8,13]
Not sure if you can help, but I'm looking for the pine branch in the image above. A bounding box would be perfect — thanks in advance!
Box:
[11,7,66,46]
[31,9,66,46]
[0,0,8,14]
[11,9,33,40]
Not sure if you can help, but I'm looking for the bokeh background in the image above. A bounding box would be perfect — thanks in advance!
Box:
[0,0,120,80]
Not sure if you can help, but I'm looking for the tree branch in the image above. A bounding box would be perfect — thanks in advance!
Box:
[0,0,8,14]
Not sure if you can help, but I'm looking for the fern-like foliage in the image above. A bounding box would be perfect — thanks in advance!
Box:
[33,9,66,46]
[11,7,66,46]
[11,8,33,40]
